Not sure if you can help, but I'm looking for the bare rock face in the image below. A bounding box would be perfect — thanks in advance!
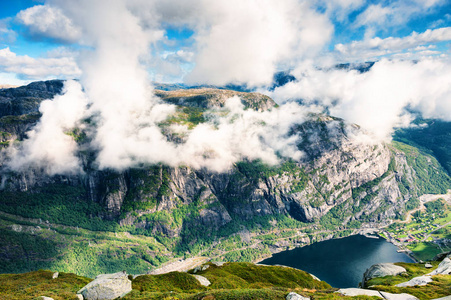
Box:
[363,263,406,286]
[77,271,132,300]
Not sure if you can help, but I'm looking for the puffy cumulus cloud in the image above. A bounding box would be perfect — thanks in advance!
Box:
[335,27,451,61]
[269,57,451,140]
[178,97,305,171]
[0,47,81,79]
[185,0,333,86]
[7,80,88,175]
[5,0,310,175]
[16,5,81,43]
[353,0,447,36]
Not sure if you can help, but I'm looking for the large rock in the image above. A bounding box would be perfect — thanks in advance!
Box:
[286,292,310,300]
[336,288,382,298]
[428,257,451,275]
[363,263,406,285]
[379,291,419,300]
[192,274,211,287]
[37,297,54,300]
[396,275,432,287]
[77,271,132,300]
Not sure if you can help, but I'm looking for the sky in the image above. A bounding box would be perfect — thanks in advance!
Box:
[0,0,449,85]
[1,0,451,175]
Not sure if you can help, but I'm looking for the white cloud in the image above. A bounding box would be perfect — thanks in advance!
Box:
[185,0,333,86]
[335,27,451,61]
[7,80,88,175]
[269,57,451,140]
[353,0,447,37]
[0,47,80,79]
[16,5,81,43]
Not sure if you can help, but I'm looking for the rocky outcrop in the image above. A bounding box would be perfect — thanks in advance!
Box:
[286,292,309,300]
[396,275,432,287]
[192,274,211,286]
[77,271,132,300]
[363,263,407,286]
[337,288,383,298]
[0,80,63,117]
[337,288,419,299]
[428,256,451,275]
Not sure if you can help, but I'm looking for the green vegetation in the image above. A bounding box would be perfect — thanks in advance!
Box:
[383,199,451,261]
[124,262,332,300]
[394,119,451,174]
[367,262,451,300]
[392,141,451,194]
[0,183,118,231]
[0,270,91,300]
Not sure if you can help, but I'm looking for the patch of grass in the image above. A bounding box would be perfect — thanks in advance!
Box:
[0,270,91,300]
[408,242,443,262]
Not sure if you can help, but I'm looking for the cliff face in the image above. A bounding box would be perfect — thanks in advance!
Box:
[0,80,449,270]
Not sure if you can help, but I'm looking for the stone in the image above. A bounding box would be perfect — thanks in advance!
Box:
[428,257,451,275]
[192,275,211,287]
[52,272,59,279]
[76,295,84,300]
[37,297,54,300]
[336,288,383,298]
[425,263,433,268]
[396,275,432,287]
[363,263,407,285]
[211,261,225,267]
[379,291,419,300]
[309,273,321,281]
[286,291,310,300]
[77,271,132,300]
[432,296,451,300]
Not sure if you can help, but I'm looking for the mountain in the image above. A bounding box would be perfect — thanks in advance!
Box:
[0,80,450,277]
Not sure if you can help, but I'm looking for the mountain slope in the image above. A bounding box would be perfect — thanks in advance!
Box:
[0,80,449,277]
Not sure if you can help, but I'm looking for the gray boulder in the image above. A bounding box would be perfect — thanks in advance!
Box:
[211,261,225,267]
[192,274,211,286]
[77,271,132,300]
[380,291,419,299]
[337,288,382,298]
[37,297,54,300]
[363,263,406,285]
[286,292,310,300]
[76,295,84,300]
[429,257,451,275]
[396,275,432,287]
[425,263,433,268]
[52,272,59,279]
[432,296,451,300]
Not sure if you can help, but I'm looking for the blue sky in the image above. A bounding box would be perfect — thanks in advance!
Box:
[0,0,450,85]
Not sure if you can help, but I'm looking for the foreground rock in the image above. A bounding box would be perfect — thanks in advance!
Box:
[396,275,432,287]
[379,291,419,300]
[77,271,132,300]
[428,256,451,275]
[337,288,418,299]
[192,275,211,287]
[337,288,382,298]
[363,263,407,285]
[286,292,309,300]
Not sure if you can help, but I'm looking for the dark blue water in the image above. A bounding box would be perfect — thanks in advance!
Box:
[260,234,414,288]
